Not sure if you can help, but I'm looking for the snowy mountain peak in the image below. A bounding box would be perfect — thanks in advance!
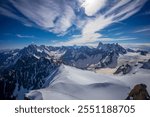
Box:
[0,42,150,100]
[97,42,103,48]
[97,42,127,55]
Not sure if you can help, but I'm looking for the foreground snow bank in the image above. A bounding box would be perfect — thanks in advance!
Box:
[26,65,130,100]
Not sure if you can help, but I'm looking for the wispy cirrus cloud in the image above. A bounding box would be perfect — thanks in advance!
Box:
[61,0,148,45]
[0,0,77,34]
[134,28,150,33]
[56,36,137,46]
[16,34,35,38]
[0,0,148,45]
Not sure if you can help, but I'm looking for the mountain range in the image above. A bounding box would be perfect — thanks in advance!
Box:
[0,42,149,99]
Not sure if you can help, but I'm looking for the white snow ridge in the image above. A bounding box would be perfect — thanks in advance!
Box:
[26,65,130,100]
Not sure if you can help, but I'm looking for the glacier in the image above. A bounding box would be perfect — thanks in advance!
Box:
[26,65,130,100]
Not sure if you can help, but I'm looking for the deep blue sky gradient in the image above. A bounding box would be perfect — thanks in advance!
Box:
[0,0,150,49]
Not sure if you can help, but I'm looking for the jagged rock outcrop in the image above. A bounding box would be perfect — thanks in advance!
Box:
[137,50,148,56]
[141,59,150,69]
[0,53,60,99]
[126,84,150,100]
[114,64,132,75]
[97,42,127,54]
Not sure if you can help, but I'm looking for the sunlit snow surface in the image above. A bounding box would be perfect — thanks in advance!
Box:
[26,65,130,100]
[26,52,150,100]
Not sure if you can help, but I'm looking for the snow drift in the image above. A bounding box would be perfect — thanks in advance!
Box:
[26,65,130,100]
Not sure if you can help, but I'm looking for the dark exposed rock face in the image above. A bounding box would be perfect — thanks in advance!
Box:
[97,42,127,54]
[136,50,148,56]
[0,55,59,99]
[62,42,126,69]
[126,84,150,100]
[126,48,135,52]
[141,59,150,69]
[114,64,132,75]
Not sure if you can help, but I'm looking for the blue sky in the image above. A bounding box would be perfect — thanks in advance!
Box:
[0,0,150,49]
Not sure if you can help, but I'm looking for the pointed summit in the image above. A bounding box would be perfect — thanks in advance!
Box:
[97,42,103,48]
[97,42,126,54]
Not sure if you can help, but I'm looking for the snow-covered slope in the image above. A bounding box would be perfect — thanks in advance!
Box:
[1,43,149,100]
[115,69,150,95]
[113,52,150,75]
[26,65,130,100]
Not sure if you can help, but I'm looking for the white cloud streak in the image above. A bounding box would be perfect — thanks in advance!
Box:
[16,34,35,38]
[62,0,147,45]
[0,0,148,45]
[0,0,76,34]
[134,28,150,33]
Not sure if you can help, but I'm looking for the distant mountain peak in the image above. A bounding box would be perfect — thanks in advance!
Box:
[97,42,126,54]
[97,42,103,48]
